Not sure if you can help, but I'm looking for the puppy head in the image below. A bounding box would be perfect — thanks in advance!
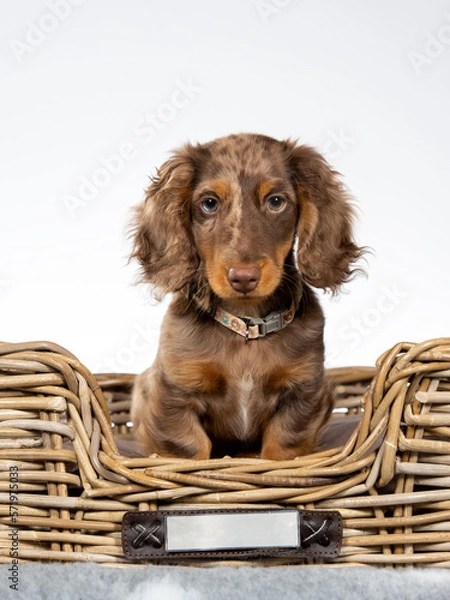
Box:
[130,134,363,302]
[188,134,301,305]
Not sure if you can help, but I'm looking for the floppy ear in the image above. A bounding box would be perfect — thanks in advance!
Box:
[129,145,200,297]
[287,142,364,292]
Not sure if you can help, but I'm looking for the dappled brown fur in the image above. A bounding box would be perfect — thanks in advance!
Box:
[130,133,364,460]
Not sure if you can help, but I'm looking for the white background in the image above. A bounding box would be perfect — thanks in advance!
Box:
[1,0,449,375]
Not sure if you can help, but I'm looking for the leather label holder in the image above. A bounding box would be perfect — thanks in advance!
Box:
[122,508,343,560]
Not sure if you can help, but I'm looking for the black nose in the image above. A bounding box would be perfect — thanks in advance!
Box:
[227,265,261,294]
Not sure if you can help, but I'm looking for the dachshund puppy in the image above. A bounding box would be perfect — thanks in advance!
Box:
[130,133,363,460]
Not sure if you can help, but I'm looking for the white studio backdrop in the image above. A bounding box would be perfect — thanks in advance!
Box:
[1,0,449,375]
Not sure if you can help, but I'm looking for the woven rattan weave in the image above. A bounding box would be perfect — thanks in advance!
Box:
[1,338,450,566]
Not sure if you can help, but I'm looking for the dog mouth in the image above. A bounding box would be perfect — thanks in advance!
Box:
[225,291,269,306]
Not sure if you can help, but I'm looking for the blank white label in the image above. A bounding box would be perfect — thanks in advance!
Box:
[165,511,299,552]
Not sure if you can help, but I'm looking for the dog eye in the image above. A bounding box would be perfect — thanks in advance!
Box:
[267,195,286,212]
[201,197,219,214]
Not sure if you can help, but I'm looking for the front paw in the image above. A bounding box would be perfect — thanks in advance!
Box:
[261,437,315,461]
[151,431,212,460]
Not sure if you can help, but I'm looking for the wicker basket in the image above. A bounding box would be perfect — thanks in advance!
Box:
[1,338,450,567]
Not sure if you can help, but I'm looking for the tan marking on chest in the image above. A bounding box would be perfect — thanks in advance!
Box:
[166,358,225,393]
[265,353,320,390]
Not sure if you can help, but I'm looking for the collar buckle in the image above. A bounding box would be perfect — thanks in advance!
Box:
[248,311,285,338]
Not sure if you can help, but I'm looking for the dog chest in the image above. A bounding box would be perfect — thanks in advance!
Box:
[234,373,254,438]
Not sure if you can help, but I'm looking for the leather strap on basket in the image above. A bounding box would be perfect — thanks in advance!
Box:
[122,508,343,560]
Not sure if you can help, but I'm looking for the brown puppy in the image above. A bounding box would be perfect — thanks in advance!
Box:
[130,133,363,460]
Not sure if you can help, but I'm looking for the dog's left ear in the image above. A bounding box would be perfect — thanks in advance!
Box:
[286,141,364,292]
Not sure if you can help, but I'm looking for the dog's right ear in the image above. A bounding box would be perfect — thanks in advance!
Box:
[129,144,201,298]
